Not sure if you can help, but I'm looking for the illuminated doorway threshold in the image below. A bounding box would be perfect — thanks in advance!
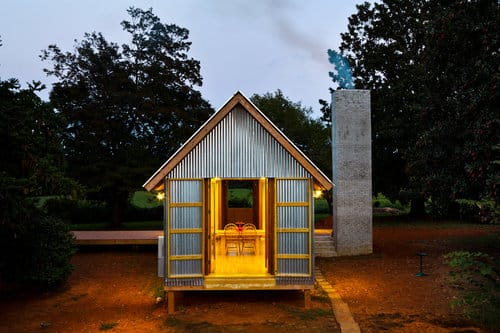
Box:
[204,274,275,289]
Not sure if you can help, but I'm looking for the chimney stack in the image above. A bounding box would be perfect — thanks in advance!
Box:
[331,90,372,256]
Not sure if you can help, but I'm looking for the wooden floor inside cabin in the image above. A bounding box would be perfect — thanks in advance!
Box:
[210,234,268,276]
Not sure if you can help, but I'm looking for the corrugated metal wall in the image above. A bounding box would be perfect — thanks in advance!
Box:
[163,105,314,286]
[166,179,204,286]
[167,106,309,179]
[275,179,312,277]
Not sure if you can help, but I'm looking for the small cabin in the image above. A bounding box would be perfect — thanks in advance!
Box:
[143,91,332,313]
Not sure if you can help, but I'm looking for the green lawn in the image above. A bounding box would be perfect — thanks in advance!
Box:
[130,191,162,208]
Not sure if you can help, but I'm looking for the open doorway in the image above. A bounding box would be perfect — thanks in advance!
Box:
[208,178,269,276]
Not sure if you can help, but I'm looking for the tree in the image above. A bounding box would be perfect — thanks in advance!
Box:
[251,90,332,210]
[336,0,498,219]
[335,0,430,215]
[0,79,75,195]
[409,0,499,218]
[41,7,214,226]
[0,78,75,288]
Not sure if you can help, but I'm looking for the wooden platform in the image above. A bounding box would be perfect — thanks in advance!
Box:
[72,229,333,247]
[72,230,163,245]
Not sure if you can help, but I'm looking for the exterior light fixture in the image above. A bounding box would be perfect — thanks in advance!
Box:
[313,190,323,198]
[156,192,165,201]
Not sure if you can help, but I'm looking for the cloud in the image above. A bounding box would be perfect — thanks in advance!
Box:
[264,1,329,69]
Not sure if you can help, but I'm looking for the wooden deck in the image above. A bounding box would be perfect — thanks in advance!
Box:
[72,229,332,246]
[72,230,163,245]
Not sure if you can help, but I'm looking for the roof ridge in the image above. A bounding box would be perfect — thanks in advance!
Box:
[143,91,332,191]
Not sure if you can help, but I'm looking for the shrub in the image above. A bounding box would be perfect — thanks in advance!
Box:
[314,197,330,214]
[44,196,163,224]
[456,197,500,224]
[2,213,76,288]
[123,204,163,222]
[372,193,408,211]
[43,197,77,221]
[44,198,109,224]
[99,322,118,331]
[1,181,75,289]
[25,216,76,287]
[445,251,500,330]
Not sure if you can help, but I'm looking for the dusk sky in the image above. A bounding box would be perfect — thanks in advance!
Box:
[0,0,364,117]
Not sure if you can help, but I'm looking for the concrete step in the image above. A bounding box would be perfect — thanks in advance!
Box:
[314,235,337,257]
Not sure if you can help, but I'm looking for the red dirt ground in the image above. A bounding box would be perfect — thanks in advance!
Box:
[0,221,498,333]
[318,220,500,333]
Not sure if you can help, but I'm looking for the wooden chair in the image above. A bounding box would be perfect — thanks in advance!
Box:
[241,223,257,255]
[224,223,241,255]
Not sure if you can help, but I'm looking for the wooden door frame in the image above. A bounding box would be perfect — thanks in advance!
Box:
[267,178,275,275]
[204,178,211,275]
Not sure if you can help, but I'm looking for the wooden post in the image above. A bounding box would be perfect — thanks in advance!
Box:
[167,291,175,314]
[304,289,311,309]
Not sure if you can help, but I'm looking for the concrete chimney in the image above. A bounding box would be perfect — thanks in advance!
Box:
[332,90,372,255]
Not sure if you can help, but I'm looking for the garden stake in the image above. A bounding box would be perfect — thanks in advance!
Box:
[416,252,428,277]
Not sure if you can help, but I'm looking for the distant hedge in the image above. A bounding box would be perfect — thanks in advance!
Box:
[44,197,162,224]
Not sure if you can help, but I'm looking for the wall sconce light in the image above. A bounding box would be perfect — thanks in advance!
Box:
[156,192,165,201]
[313,190,323,199]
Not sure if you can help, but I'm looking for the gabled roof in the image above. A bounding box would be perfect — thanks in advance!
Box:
[143,91,332,191]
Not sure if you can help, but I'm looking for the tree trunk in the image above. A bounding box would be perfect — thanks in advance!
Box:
[111,201,123,229]
[409,194,426,217]
[110,193,128,228]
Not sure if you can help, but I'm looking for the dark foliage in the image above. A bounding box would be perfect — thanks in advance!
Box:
[0,79,77,196]
[0,177,75,289]
[44,197,163,224]
[41,7,214,226]
[335,0,499,219]
[0,77,77,289]
[445,251,500,330]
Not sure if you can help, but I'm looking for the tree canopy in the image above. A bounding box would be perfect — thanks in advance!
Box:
[41,7,214,225]
[0,79,75,196]
[334,0,499,219]
[0,78,75,288]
